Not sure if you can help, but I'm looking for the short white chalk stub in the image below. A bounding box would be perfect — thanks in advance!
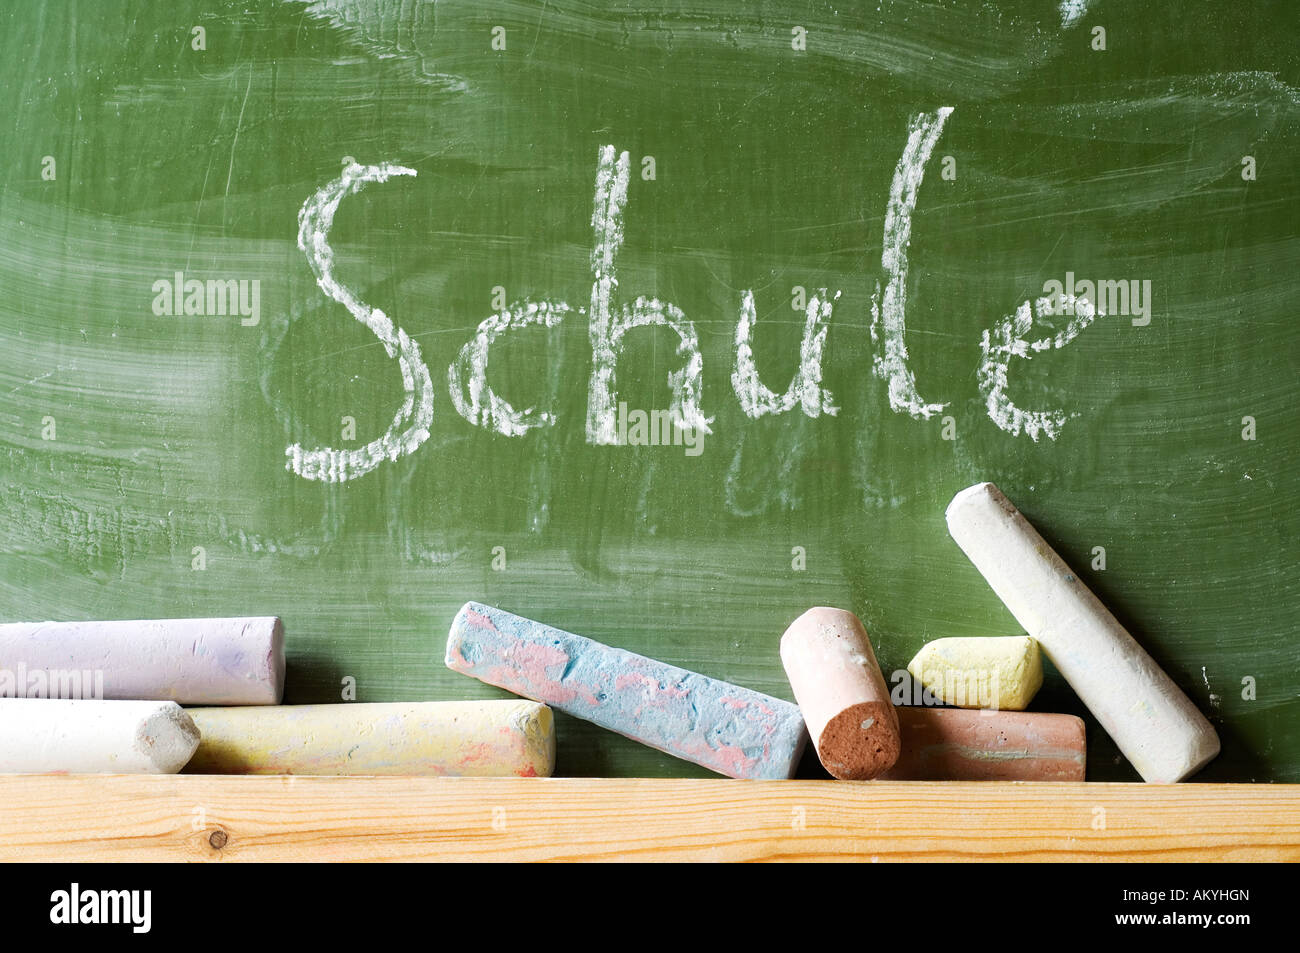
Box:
[945,482,1220,783]
[0,699,200,774]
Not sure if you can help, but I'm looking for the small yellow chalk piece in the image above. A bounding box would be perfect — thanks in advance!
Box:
[906,636,1043,711]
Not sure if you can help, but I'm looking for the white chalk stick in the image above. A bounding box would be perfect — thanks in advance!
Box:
[0,618,284,704]
[0,699,200,773]
[946,482,1219,782]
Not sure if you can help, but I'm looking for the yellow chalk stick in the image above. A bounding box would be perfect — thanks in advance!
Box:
[906,636,1044,711]
[186,701,554,777]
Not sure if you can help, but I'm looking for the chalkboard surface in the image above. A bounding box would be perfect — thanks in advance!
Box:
[1,1,1295,780]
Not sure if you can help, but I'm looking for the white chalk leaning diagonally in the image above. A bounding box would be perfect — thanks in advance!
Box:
[945,483,1220,782]
[0,618,285,704]
[0,699,200,774]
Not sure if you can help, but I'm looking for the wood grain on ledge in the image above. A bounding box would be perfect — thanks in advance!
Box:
[0,777,1295,862]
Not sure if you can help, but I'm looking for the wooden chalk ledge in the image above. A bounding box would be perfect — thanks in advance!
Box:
[0,776,1295,862]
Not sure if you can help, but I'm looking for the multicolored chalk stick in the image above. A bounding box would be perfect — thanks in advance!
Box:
[0,618,284,705]
[879,707,1087,781]
[186,700,554,777]
[946,482,1219,782]
[780,607,900,780]
[0,699,200,774]
[907,635,1044,711]
[446,602,807,779]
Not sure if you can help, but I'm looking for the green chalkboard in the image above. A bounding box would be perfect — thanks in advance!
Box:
[1,0,1296,781]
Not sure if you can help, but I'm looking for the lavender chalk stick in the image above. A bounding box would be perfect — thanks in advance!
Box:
[446,602,807,779]
[0,618,284,705]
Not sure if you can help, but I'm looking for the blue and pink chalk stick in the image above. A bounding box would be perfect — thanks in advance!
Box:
[446,602,807,779]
